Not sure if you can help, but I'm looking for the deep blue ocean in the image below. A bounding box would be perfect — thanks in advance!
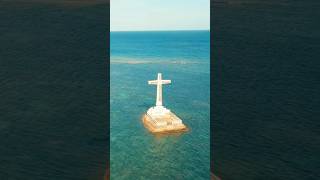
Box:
[110,31,210,179]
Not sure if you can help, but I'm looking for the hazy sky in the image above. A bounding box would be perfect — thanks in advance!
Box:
[111,0,210,31]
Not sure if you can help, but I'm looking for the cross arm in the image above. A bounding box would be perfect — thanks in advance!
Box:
[148,80,158,85]
[161,80,171,84]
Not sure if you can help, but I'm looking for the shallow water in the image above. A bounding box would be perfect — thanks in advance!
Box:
[110,31,210,179]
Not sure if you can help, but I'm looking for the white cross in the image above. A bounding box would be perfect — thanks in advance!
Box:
[148,73,171,106]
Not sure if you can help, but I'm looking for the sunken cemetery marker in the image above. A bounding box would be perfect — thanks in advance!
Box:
[142,73,188,133]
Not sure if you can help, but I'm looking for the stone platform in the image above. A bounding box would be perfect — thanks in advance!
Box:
[142,106,188,134]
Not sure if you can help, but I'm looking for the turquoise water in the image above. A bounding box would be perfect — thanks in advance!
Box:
[110,31,210,179]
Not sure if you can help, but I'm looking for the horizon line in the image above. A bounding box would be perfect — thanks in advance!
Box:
[110,29,210,32]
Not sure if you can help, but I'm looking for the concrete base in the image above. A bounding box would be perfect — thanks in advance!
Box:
[142,106,188,134]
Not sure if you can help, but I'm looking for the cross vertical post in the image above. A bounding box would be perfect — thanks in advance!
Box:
[148,73,171,107]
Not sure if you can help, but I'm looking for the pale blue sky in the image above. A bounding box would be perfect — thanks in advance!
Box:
[111,0,210,31]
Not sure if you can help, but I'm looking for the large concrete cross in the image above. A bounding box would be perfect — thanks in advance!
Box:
[148,73,171,106]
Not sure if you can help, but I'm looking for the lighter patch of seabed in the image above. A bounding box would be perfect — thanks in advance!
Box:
[111,58,206,65]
